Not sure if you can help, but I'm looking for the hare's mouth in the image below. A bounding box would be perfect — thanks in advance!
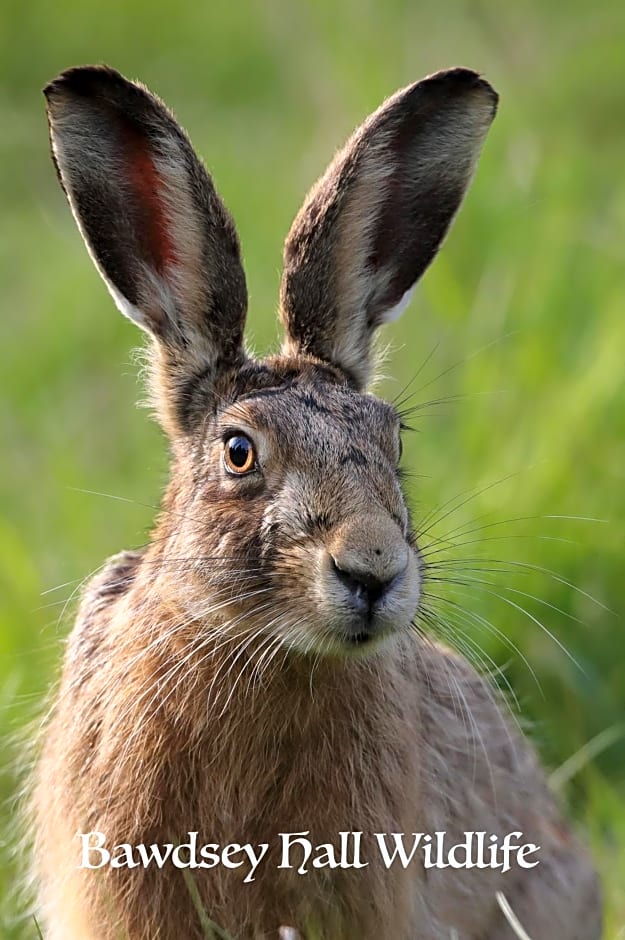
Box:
[344,630,376,647]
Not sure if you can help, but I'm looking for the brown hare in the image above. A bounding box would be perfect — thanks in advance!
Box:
[33,65,601,939]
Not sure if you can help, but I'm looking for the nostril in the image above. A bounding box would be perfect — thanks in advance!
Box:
[330,557,393,608]
[330,557,358,593]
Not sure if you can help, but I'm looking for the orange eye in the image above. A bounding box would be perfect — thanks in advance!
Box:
[223,434,257,475]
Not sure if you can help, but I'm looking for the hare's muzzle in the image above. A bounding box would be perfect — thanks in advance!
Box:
[317,511,420,650]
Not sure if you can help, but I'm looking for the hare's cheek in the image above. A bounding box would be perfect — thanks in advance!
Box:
[216,533,236,555]
[378,549,421,627]
[270,539,324,595]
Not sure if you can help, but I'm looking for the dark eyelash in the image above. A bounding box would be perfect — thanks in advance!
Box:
[220,426,254,445]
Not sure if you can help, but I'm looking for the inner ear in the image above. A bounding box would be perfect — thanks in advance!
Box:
[125,123,178,273]
[67,111,182,330]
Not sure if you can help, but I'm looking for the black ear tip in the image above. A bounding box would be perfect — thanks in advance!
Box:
[43,64,125,102]
[421,66,499,113]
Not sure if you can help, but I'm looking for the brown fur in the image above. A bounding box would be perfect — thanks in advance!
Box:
[32,66,601,938]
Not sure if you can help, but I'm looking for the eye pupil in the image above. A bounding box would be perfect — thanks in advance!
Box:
[224,435,256,474]
[229,437,250,467]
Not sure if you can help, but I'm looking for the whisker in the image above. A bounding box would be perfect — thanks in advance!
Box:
[67,486,207,528]
[420,511,605,558]
[444,580,583,671]
[425,573,587,628]
[391,340,440,408]
[395,331,518,411]
[421,590,543,697]
[417,469,532,541]
[424,556,610,613]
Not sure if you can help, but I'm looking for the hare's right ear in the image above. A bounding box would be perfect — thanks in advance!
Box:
[280,68,497,389]
[44,65,247,436]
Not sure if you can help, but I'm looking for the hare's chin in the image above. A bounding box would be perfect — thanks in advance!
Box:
[283,617,409,659]
[282,592,421,658]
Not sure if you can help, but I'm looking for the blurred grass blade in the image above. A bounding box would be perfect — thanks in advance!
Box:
[495,892,533,940]
[180,868,234,940]
[550,724,625,792]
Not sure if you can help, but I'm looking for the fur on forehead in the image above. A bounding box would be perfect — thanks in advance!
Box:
[185,354,399,440]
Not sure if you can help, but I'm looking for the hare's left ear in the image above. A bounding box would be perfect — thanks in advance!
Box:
[279,68,497,389]
[44,65,247,436]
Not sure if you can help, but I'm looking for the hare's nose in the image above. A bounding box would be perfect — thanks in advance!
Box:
[330,552,406,612]
[327,510,409,615]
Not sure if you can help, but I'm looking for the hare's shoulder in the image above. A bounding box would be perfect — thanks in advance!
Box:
[65,549,145,671]
[415,637,556,832]
[415,639,602,937]
[85,549,144,602]
[79,548,144,625]
[416,638,532,778]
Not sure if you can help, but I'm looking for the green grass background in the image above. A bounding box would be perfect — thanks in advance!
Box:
[1,0,624,936]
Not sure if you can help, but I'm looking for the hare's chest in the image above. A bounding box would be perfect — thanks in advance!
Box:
[186,703,428,936]
[197,692,424,841]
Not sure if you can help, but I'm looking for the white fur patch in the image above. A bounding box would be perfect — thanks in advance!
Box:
[380,284,416,324]
[104,278,146,330]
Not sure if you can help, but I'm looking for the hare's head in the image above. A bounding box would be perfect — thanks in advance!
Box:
[45,65,496,655]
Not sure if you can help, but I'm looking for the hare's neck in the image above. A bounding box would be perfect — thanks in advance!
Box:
[133,599,421,734]
[201,640,423,831]
[119,579,415,717]
[95,584,424,844]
